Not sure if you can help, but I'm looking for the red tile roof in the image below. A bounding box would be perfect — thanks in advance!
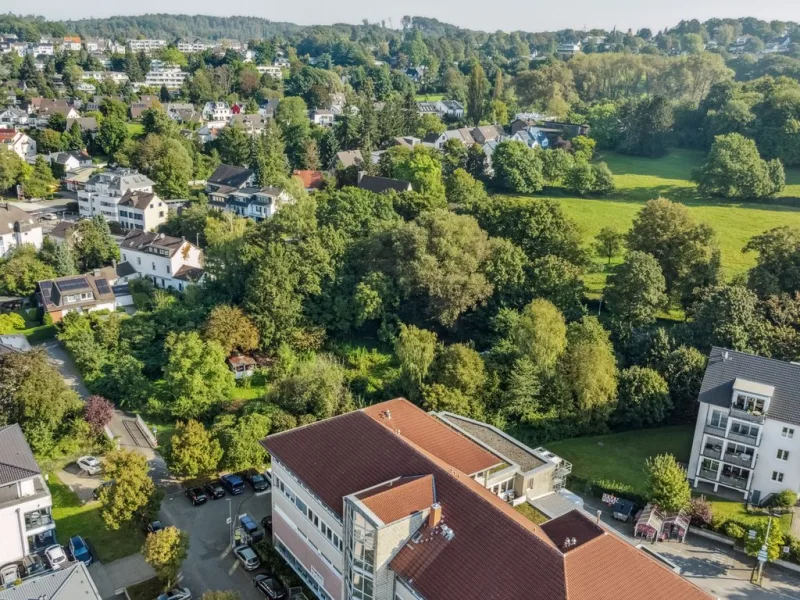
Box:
[363,399,501,475]
[293,169,324,190]
[357,475,435,525]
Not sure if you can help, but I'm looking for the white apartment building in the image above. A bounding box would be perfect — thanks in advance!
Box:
[263,398,712,600]
[118,190,168,231]
[127,39,167,53]
[0,203,43,259]
[0,424,56,565]
[202,101,232,121]
[119,231,204,291]
[256,65,283,78]
[82,71,129,84]
[217,186,292,222]
[144,66,189,90]
[688,347,800,504]
[177,39,210,53]
[78,168,155,222]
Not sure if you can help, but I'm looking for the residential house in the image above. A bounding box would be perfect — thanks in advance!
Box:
[63,167,96,192]
[83,38,106,53]
[293,170,325,192]
[47,150,92,173]
[471,125,506,145]
[417,101,440,115]
[203,101,233,122]
[37,272,116,322]
[206,164,256,202]
[391,136,421,149]
[311,109,335,127]
[274,56,290,68]
[229,113,269,136]
[332,150,364,171]
[35,102,79,127]
[66,116,99,135]
[256,65,283,78]
[196,124,223,145]
[130,96,157,120]
[177,39,210,53]
[262,398,713,600]
[119,231,204,291]
[61,36,82,52]
[144,66,189,90]
[511,127,550,149]
[81,71,129,85]
[439,100,465,119]
[557,42,582,59]
[47,220,77,244]
[0,129,36,160]
[405,65,427,82]
[259,99,280,120]
[0,107,28,127]
[422,128,476,150]
[126,39,167,53]
[543,121,590,138]
[77,168,155,221]
[165,103,200,124]
[212,186,292,222]
[0,203,42,258]
[0,562,102,600]
[688,347,800,504]
[118,190,168,231]
[0,424,56,564]
[358,174,412,194]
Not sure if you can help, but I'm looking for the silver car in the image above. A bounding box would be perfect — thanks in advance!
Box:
[233,544,261,571]
[157,587,192,600]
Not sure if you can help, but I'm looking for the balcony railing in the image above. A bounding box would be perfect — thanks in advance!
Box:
[719,474,749,490]
[701,448,722,460]
[698,468,719,481]
[722,452,755,468]
[730,407,766,424]
[704,424,727,437]
[25,512,53,530]
[727,431,760,446]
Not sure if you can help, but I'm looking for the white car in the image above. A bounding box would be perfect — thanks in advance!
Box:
[40,212,58,221]
[45,545,68,570]
[157,588,192,600]
[77,456,102,475]
[233,544,261,571]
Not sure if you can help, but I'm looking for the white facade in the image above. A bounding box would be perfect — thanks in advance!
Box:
[77,169,155,221]
[0,475,54,565]
[82,71,129,84]
[0,222,43,259]
[118,192,168,232]
[177,40,210,53]
[256,65,283,78]
[144,67,189,90]
[120,233,203,291]
[1,132,37,160]
[127,39,167,53]
[203,102,232,121]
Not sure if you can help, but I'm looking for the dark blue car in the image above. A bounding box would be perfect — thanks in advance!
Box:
[69,535,92,566]
[221,474,245,495]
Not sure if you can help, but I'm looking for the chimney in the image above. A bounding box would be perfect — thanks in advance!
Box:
[428,503,442,528]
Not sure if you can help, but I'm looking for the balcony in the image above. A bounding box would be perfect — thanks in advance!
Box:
[719,474,749,490]
[698,468,719,481]
[25,510,53,531]
[701,447,722,461]
[704,424,727,438]
[722,452,755,468]
[727,431,760,446]
[730,407,766,424]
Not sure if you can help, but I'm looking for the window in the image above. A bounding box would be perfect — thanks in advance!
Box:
[709,410,728,429]
[122,254,127,261]
[166,265,171,274]
[137,257,141,265]
[152,262,156,271]
[772,471,785,483]
[730,421,759,439]
[778,449,790,461]
[782,427,795,439]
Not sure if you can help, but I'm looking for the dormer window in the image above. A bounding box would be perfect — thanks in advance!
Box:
[733,394,765,414]
[731,378,773,416]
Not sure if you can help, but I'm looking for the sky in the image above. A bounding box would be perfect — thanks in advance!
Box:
[6,0,800,33]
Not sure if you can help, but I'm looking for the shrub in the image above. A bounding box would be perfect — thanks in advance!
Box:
[775,489,798,509]
[724,522,745,540]
[688,496,713,527]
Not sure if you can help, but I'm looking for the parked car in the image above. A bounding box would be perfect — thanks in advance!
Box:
[144,520,164,534]
[233,544,261,571]
[77,456,102,475]
[40,212,58,221]
[92,480,113,500]
[204,480,225,499]
[253,574,286,599]
[0,563,19,585]
[263,470,272,486]
[221,474,245,495]
[239,513,263,543]
[22,554,46,577]
[44,545,68,570]
[242,469,270,492]
[156,587,192,600]
[261,515,273,537]
[185,487,207,506]
[69,535,92,566]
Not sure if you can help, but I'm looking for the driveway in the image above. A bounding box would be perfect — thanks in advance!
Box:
[578,493,800,599]
[89,554,155,599]
[159,486,272,600]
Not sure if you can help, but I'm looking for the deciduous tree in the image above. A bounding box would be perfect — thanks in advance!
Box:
[612,366,672,428]
[142,526,189,588]
[605,251,668,331]
[645,454,691,513]
[100,449,155,530]
[167,420,223,478]
[203,305,259,355]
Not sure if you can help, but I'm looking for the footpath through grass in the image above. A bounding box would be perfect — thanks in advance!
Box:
[50,474,145,563]
[547,425,694,497]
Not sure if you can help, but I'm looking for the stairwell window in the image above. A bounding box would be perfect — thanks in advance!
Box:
[777,449,790,461]
[782,427,795,439]
[772,471,785,483]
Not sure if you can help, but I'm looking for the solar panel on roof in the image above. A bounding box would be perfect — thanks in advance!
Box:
[95,279,111,296]
[56,277,89,292]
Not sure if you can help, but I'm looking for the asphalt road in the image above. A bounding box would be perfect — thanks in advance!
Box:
[159,486,273,599]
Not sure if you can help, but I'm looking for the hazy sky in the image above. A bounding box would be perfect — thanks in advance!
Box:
[7,0,800,33]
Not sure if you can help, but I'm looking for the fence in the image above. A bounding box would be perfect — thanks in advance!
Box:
[135,413,158,448]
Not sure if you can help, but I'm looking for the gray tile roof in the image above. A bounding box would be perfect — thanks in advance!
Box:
[0,423,41,485]
[699,347,800,426]
[0,562,101,600]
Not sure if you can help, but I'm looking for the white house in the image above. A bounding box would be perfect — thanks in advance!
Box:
[0,424,56,565]
[81,71,129,84]
[126,39,167,53]
[0,107,29,128]
[47,150,92,173]
[203,101,232,121]
[216,186,292,222]
[229,113,269,136]
[119,231,204,291]
[0,129,36,160]
[78,168,155,222]
[177,39,210,53]
[144,66,189,90]
[0,203,43,258]
[557,42,582,58]
[310,109,335,127]
[688,347,800,504]
[117,190,168,231]
[255,65,283,78]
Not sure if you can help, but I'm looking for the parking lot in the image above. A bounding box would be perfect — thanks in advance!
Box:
[159,485,273,599]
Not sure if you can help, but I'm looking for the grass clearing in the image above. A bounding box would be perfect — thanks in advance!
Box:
[50,474,145,563]
[515,502,550,525]
[415,93,444,101]
[547,425,694,497]
[126,123,145,138]
[706,498,793,535]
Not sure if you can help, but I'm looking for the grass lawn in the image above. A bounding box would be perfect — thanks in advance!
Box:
[515,502,550,525]
[705,498,793,534]
[415,93,444,102]
[528,149,800,297]
[126,123,145,138]
[50,474,145,563]
[547,425,694,497]
[782,165,800,200]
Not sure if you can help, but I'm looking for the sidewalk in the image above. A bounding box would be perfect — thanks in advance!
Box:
[578,492,800,599]
[89,553,155,599]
